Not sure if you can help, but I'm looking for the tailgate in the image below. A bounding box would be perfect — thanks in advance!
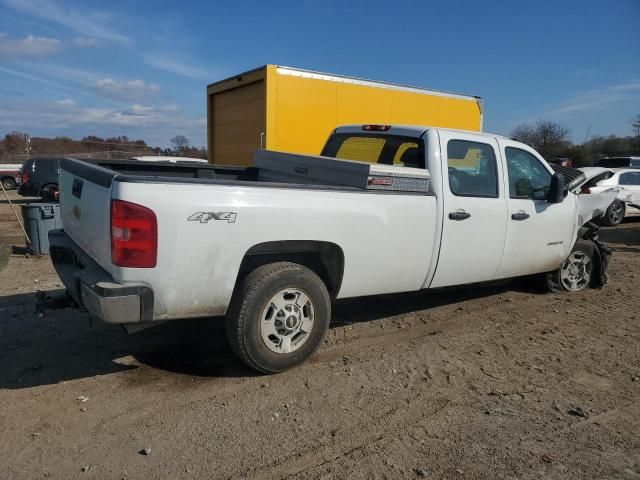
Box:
[58,158,116,272]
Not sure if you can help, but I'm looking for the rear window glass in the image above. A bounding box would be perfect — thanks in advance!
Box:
[21,159,34,173]
[335,137,385,162]
[36,159,60,172]
[322,133,424,168]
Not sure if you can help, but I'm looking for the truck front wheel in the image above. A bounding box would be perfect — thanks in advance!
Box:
[546,239,595,293]
[226,262,331,373]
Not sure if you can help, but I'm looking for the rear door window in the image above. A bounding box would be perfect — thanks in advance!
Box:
[447,140,498,197]
[322,133,424,168]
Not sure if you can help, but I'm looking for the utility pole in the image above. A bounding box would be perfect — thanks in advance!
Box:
[24,133,31,158]
[583,123,591,145]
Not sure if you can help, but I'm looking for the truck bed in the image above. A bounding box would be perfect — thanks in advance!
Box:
[72,151,431,194]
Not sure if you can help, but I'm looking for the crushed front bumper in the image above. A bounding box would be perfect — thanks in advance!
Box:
[48,230,154,324]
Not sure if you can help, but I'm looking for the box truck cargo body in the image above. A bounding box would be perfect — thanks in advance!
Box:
[207,65,483,165]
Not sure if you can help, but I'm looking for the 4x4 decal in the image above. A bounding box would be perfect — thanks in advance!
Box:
[187,212,237,224]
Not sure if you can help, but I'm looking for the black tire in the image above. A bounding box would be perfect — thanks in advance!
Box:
[602,199,625,227]
[226,262,331,374]
[40,184,58,202]
[1,177,15,190]
[546,239,595,293]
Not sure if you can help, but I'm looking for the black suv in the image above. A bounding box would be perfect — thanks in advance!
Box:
[18,157,63,201]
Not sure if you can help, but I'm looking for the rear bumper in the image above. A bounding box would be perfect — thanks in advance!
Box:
[48,230,154,324]
[18,184,39,197]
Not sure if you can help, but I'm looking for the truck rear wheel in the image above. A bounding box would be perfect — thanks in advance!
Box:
[546,239,595,293]
[226,262,331,373]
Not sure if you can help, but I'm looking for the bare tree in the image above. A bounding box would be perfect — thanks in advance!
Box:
[629,115,640,137]
[511,124,537,147]
[511,120,570,160]
[170,135,189,152]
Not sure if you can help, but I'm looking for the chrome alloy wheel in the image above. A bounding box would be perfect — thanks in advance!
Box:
[560,251,592,292]
[260,288,315,354]
[607,201,624,224]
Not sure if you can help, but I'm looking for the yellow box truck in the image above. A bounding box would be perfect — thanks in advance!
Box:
[207,65,483,165]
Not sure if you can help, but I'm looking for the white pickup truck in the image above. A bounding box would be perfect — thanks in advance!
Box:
[49,125,616,373]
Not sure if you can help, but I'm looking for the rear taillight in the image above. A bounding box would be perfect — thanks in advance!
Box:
[22,172,30,184]
[580,186,591,194]
[111,199,157,268]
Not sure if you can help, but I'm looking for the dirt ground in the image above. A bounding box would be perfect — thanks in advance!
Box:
[1,189,639,480]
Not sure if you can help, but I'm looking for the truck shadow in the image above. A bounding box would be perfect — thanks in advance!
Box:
[599,220,640,246]
[0,291,256,390]
[1,282,526,389]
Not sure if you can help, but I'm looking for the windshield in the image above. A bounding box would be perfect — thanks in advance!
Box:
[321,133,425,169]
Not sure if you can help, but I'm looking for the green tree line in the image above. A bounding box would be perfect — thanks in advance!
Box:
[511,115,640,167]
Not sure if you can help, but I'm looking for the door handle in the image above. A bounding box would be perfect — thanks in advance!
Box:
[449,211,471,221]
[511,212,530,221]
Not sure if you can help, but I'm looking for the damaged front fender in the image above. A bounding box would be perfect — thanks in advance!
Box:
[576,189,619,288]
[577,188,620,226]
[574,189,620,288]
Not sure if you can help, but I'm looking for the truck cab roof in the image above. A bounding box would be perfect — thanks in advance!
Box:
[334,124,511,141]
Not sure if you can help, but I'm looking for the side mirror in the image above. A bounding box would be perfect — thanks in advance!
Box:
[547,173,565,203]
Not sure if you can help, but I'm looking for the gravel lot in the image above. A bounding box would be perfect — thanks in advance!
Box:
[1,190,639,480]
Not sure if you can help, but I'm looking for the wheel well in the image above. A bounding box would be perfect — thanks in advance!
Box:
[237,241,345,297]
[1,175,15,183]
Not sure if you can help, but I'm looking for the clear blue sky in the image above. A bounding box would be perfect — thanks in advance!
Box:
[0,0,638,148]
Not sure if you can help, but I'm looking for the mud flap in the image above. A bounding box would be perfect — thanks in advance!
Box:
[588,232,612,288]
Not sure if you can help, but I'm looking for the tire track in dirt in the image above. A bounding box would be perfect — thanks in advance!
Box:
[235,398,451,480]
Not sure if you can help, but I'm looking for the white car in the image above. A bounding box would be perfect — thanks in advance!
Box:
[47,125,618,373]
[578,167,640,226]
